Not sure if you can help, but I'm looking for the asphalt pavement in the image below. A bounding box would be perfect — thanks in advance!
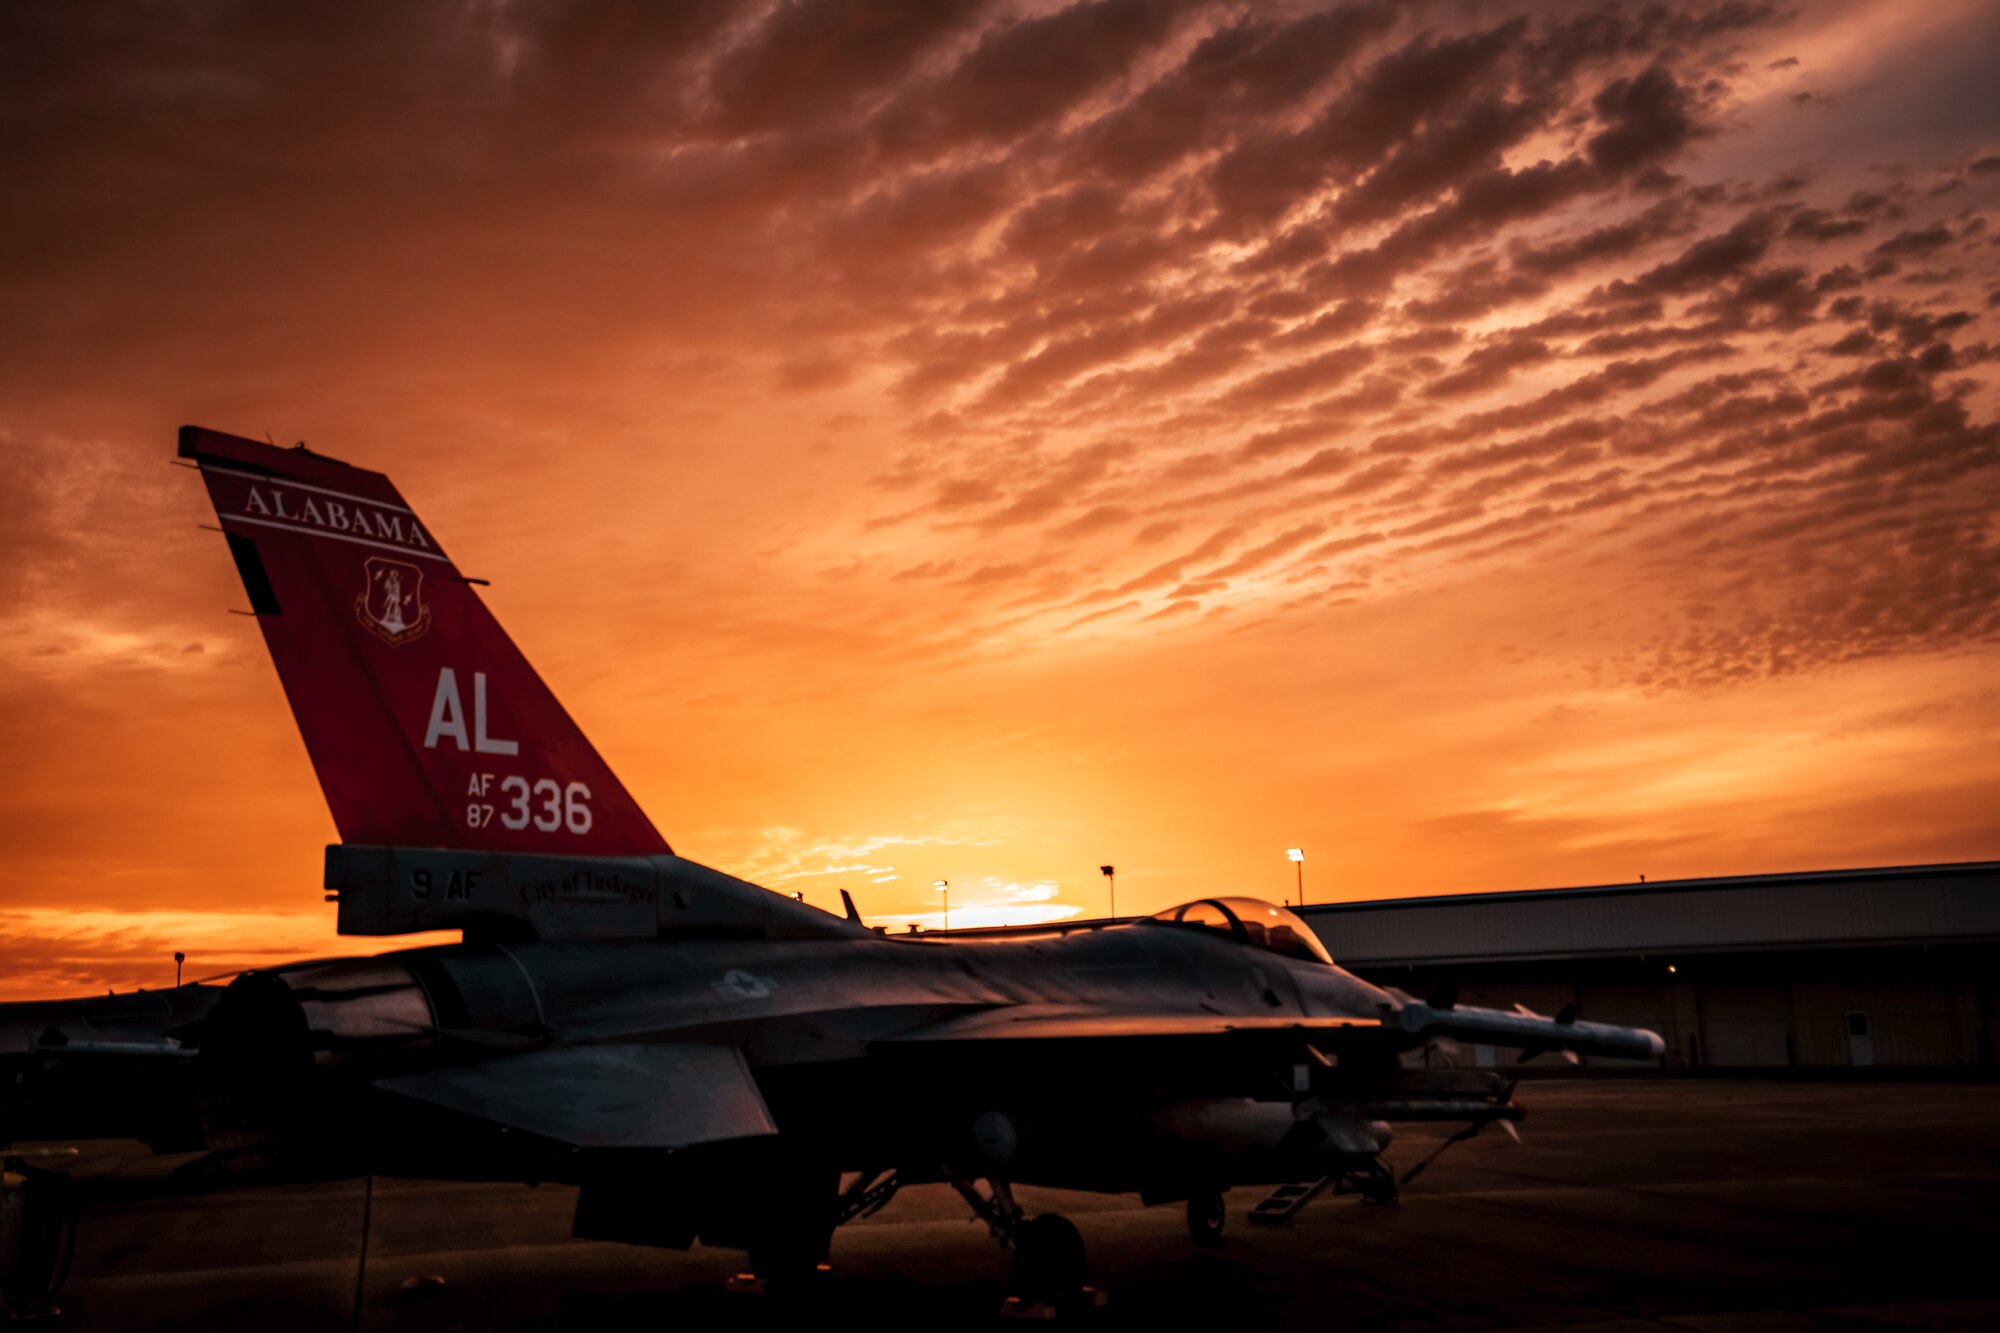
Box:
[25,1080,2000,1331]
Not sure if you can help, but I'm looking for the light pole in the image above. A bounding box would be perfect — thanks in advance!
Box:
[1286,848,1305,907]
[174,951,185,987]
[934,879,949,931]
[1100,865,1115,920]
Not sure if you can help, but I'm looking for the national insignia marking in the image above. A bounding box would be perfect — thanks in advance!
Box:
[712,970,778,1000]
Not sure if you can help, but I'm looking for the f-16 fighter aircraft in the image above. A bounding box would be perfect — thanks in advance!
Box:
[1,427,1663,1310]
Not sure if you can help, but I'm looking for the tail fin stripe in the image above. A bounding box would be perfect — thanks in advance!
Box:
[199,462,417,514]
[221,512,453,563]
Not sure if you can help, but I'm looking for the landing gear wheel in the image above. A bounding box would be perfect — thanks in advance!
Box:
[1186,1191,1226,1247]
[1359,1160,1399,1205]
[1010,1213,1088,1305]
[745,1168,836,1292]
[747,1217,830,1292]
[0,1160,77,1318]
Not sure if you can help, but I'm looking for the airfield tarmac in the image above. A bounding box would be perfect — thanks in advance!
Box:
[31,1081,2000,1332]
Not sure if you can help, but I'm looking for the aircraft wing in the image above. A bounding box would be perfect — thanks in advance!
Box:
[375,1042,778,1149]
[878,1006,1383,1043]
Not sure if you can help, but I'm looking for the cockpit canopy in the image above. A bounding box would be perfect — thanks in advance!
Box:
[1143,897,1334,966]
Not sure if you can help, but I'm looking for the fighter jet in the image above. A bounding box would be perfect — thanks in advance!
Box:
[2,427,1663,1309]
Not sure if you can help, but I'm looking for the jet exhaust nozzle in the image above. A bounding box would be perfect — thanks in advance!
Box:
[196,957,437,1147]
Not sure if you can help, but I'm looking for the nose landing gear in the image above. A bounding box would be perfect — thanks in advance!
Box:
[950,1172,1107,1318]
[1002,1212,1107,1320]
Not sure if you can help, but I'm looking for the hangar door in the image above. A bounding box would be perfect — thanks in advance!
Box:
[1700,985,1792,1067]
[1578,985,1669,1068]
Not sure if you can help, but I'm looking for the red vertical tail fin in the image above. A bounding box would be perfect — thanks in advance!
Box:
[181,426,669,856]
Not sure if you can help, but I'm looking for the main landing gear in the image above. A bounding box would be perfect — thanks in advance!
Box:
[1347,1157,1400,1205]
[1,1150,78,1322]
[729,1166,840,1294]
[949,1173,1106,1318]
[1186,1189,1227,1247]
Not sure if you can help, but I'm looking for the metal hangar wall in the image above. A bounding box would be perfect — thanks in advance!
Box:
[1300,862,2000,1072]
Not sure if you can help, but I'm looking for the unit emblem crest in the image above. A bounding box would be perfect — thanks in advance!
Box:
[356,556,432,646]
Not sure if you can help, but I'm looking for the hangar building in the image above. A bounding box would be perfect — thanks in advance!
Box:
[1300,861,2000,1071]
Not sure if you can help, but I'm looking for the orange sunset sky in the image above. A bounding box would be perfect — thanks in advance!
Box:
[2,1,1997,1000]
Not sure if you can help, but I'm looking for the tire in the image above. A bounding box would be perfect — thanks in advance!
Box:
[746,1173,835,1289]
[1,1165,76,1311]
[1360,1164,1399,1205]
[1187,1190,1226,1247]
[747,1208,832,1288]
[1011,1213,1088,1301]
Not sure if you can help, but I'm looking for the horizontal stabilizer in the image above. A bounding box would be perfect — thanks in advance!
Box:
[377,1043,777,1149]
